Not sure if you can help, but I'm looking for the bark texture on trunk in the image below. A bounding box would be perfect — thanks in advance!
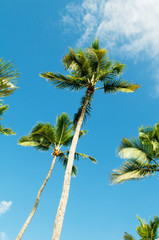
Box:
[16,156,56,240]
[52,91,91,240]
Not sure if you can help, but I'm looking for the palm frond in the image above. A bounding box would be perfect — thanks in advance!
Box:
[91,38,100,50]
[78,130,88,138]
[0,58,19,97]
[19,123,56,151]
[18,136,40,147]
[18,135,51,151]
[31,123,56,148]
[118,138,154,163]
[55,113,73,146]
[0,126,15,135]
[0,104,8,116]
[58,152,77,176]
[137,216,159,239]
[73,92,94,126]
[103,79,140,94]
[111,159,158,184]
[123,232,135,240]
[85,48,99,74]
[65,151,96,163]
[63,48,91,78]
[40,72,87,91]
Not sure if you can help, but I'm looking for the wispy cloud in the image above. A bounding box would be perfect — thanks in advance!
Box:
[0,201,12,216]
[62,0,159,58]
[0,232,8,240]
[62,0,159,95]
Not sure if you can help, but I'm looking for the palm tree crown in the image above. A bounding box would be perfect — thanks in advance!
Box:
[40,39,140,124]
[111,122,159,184]
[123,216,159,240]
[19,113,96,174]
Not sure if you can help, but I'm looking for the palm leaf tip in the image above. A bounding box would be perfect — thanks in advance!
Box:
[104,80,140,94]
[0,126,15,135]
[91,38,100,50]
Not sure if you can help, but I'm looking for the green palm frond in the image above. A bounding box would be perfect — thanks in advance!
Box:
[0,104,8,117]
[0,58,19,97]
[55,113,73,146]
[123,232,135,240]
[65,151,96,163]
[63,48,91,78]
[19,123,56,151]
[139,122,159,143]
[85,48,99,74]
[40,72,87,91]
[137,216,159,240]
[118,138,154,163]
[111,159,158,184]
[103,79,140,94]
[0,102,15,135]
[73,92,94,126]
[91,38,100,50]
[18,136,40,147]
[58,152,77,176]
[78,130,88,138]
[0,126,15,135]
[18,134,51,151]
[31,123,56,149]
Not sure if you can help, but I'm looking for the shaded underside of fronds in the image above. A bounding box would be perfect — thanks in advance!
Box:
[73,92,94,127]
[0,125,15,135]
[103,79,140,94]
[40,72,87,91]
[118,137,154,163]
[111,159,158,184]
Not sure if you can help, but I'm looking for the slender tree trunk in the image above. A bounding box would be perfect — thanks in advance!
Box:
[16,156,57,240]
[52,91,91,240]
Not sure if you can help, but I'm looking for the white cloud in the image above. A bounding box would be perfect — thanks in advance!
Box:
[0,232,8,240]
[62,0,159,58]
[62,0,159,95]
[0,201,12,216]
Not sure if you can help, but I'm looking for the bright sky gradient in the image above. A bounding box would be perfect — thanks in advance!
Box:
[1,0,159,240]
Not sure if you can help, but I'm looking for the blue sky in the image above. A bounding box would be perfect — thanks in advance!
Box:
[1,0,159,240]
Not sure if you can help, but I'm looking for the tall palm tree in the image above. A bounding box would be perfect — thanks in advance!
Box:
[123,216,159,240]
[111,122,159,184]
[40,39,140,240]
[16,113,96,240]
[0,58,19,135]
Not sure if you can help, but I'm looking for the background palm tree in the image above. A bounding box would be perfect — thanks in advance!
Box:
[40,39,140,240]
[16,113,96,240]
[123,216,159,240]
[0,58,19,135]
[111,122,159,184]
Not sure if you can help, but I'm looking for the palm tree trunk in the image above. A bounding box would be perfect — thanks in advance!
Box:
[16,156,57,240]
[52,90,92,240]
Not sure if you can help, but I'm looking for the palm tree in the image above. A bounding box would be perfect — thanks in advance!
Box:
[123,216,159,240]
[40,39,140,240]
[0,58,19,135]
[111,122,159,184]
[16,113,96,240]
